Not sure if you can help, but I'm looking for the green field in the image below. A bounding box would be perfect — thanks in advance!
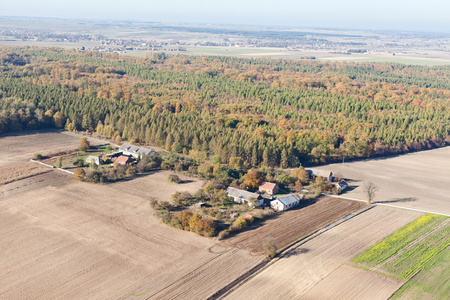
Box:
[391,249,450,300]
[353,214,450,281]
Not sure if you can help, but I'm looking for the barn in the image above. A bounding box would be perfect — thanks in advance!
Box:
[118,144,153,159]
[270,194,302,211]
[226,187,263,206]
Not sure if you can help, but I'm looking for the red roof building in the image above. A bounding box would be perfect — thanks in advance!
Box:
[115,155,134,165]
[259,182,279,195]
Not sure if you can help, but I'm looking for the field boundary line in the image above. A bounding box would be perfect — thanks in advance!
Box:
[30,159,74,175]
[211,204,375,299]
[324,194,450,217]
[375,203,450,217]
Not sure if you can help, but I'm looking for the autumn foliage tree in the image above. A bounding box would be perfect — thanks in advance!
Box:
[79,137,90,152]
[242,170,265,190]
[74,168,86,181]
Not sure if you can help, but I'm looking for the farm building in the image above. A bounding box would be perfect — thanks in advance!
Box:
[259,182,279,195]
[270,194,303,211]
[118,144,153,158]
[334,180,348,194]
[226,187,263,206]
[307,169,333,182]
[115,155,135,166]
[86,155,102,165]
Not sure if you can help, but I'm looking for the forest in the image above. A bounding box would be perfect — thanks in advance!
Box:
[1,46,450,168]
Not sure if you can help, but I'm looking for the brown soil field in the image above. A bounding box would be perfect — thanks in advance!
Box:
[310,146,450,214]
[221,196,366,254]
[109,170,205,204]
[0,130,103,168]
[1,171,70,199]
[0,169,260,299]
[301,265,403,300]
[0,162,50,185]
[225,206,423,299]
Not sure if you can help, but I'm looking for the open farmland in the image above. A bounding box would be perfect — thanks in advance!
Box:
[311,146,450,215]
[224,206,423,300]
[222,196,366,254]
[0,170,261,299]
[0,162,50,185]
[354,214,450,280]
[0,130,102,168]
[391,249,450,300]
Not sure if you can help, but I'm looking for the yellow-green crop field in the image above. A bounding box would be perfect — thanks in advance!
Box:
[390,249,450,300]
[353,214,449,280]
[353,213,450,298]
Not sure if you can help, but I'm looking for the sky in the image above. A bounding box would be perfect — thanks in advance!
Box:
[2,0,450,33]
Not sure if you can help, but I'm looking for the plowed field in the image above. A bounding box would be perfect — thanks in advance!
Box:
[222,196,366,254]
[0,162,50,185]
[225,206,423,300]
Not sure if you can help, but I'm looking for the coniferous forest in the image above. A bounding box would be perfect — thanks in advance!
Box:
[1,47,450,167]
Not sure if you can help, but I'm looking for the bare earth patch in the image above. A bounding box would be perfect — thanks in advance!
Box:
[222,196,366,254]
[225,206,423,300]
[0,162,50,185]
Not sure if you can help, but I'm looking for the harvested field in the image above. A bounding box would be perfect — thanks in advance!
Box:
[301,265,403,300]
[0,170,260,299]
[1,171,71,199]
[0,130,102,168]
[0,162,50,185]
[109,170,205,203]
[311,146,450,214]
[221,196,366,254]
[225,206,423,299]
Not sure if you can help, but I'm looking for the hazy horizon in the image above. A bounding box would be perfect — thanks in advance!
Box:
[2,0,450,34]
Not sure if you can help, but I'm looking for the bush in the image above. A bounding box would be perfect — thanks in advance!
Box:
[73,158,85,167]
[74,168,86,181]
[234,217,247,230]
[168,174,181,184]
[161,161,173,170]
[85,170,102,183]
[218,230,230,240]
[263,237,277,259]
[33,153,42,160]
[178,210,194,230]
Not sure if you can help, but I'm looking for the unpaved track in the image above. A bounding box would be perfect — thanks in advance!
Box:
[311,146,450,214]
[225,206,423,300]
[222,197,366,254]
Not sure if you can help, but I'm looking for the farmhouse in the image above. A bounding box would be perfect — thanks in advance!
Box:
[259,182,279,195]
[270,194,302,211]
[226,187,262,206]
[119,144,153,159]
[86,155,102,165]
[115,155,134,166]
[334,180,348,194]
[307,169,333,182]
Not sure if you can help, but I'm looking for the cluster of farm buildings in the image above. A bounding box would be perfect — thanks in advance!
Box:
[86,144,153,166]
[226,171,348,212]
[85,143,348,212]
